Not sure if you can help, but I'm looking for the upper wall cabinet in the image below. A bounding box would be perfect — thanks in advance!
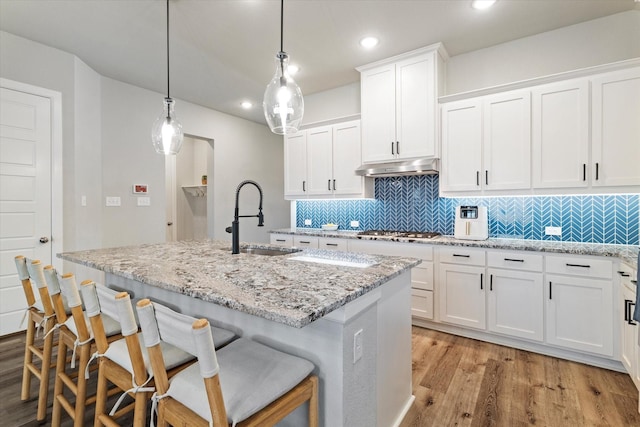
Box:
[532,79,589,189]
[440,90,531,193]
[440,61,640,196]
[284,120,372,200]
[591,67,640,188]
[358,44,447,164]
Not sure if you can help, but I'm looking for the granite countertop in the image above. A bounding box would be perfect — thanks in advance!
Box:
[271,228,639,270]
[58,240,421,328]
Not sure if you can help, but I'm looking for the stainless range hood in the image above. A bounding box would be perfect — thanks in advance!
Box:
[355,158,438,177]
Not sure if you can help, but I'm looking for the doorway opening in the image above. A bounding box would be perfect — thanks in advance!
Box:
[165,135,213,241]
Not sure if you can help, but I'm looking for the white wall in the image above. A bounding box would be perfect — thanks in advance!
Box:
[303,10,640,116]
[176,136,208,240]
[446,10,640,94]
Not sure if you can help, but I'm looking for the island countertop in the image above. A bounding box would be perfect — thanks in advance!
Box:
[58,240,421,328]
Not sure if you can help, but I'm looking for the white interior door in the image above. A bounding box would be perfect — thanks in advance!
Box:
[0,87,52,335]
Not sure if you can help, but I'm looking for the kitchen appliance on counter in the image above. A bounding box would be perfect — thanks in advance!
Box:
[454,205,488,240]
[357,230,441,240]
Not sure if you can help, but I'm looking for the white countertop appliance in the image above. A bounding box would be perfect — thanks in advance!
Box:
[454,205,488,240]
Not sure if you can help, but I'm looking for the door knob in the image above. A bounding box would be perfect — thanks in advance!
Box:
[39,237,49,243]
[167,222,173,226]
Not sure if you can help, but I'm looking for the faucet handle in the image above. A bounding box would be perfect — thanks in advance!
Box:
[258,211,264,227]
[225,226,232,233]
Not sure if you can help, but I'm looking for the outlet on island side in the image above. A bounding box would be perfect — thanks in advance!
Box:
[353,329,363,364]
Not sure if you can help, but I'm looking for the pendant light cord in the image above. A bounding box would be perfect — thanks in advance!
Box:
[166,0,170,99]
[280,0,284,53]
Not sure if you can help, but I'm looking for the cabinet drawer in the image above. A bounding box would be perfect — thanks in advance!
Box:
[617,262,637,293]
[487,251,543,272]
[439,247,485,266]
[319,238,348,251]
[293,236,319,249]
[412,263,434,291]
[411,289,433,320]
[546,255,612,279]
[270,234,293,247]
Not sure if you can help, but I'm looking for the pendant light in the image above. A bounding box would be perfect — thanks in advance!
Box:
[151,0,183,155]
[263,0,304,135]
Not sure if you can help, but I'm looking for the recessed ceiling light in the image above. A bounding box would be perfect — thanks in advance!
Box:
[288,65,300,75]
[360,36,379,49]
[241,101,253,109]
[471,0,497,10]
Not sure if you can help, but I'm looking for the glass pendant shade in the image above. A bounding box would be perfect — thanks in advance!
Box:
[151,97,184,155]
[263,52,304,135]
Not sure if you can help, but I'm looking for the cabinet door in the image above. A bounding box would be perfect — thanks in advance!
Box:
[293,236,319,249]
[332,121,363,195]
[487,269,543,342]
[592,67,640,187]
[438,264,486,330]
[396,54,436,159]
[621,285,638,380]
[306,126,333,196]
[532,79,589,188]
[483,90,531,191]
[412,289,433,320]
[440,99,483,192]
[361,64,396,163]
[546,274,613,356]
[284,132,307,197]
[270,234,293,247]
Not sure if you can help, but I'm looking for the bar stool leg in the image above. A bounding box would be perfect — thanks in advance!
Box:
[73,344,91,427]
[20,312,36,401]
[36,317,56,421]
[51,335,67,427]
[94,363,108,427]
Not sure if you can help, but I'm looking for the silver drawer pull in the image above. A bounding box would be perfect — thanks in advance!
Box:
[453,254,470,258]
[566,263,590,268]
[504,258,524,263]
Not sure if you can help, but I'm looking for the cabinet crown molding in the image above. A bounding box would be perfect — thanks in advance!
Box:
[356,42,449,72]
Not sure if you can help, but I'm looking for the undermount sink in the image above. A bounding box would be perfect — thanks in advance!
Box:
[225,246,302,256]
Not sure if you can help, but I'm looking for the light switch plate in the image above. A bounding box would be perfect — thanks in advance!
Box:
[350,220,360,228]
[545,226,562,236]
[137,197,151,207]
[105,196,121,207]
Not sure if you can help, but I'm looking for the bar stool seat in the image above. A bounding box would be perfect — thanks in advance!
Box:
[103,326,234,376]
[168,337,314,425]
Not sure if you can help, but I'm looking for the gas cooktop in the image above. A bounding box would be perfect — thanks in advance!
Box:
[357,230,441,239]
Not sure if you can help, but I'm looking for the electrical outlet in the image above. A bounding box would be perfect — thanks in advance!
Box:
[81,195,87,207]
[304,219,312,226]
[350,220,360,228]
[105,196,121,207]
[137,197,151,206]
[353,329,363,364]
[545,226,562,236]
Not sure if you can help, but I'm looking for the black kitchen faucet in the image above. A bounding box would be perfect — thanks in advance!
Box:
[226,180,264,254]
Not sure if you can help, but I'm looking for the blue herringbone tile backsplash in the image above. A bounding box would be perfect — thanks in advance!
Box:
[295,175,640,245]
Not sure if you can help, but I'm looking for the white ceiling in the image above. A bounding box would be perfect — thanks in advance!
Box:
[1,0,637,125]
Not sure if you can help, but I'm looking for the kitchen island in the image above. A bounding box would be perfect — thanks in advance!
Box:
[59,239,421,427]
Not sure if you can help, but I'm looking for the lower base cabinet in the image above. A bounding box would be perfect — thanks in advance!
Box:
[546,274,614,357]
[487,268,544,342]
[439,264,486,330]
[620,277,639,388]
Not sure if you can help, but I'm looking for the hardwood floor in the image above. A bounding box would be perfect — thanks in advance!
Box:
[401,327,640,427]
[1,327,638,426]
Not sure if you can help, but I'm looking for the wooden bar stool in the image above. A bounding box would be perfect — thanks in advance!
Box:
[136,299,319,427]
[79,282,203,427]
[49,272,122,427]
[17,256,57,421]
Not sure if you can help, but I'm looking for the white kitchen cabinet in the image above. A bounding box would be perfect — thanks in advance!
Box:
[359,45,445,163]
[546,255,614,357]
[438,247,486,330]
[285,120,369,199]
[591,67,640,188]
[482,90,531,191]
[293,235,319,249]
[487,268,543,342]
[440,90,531,194]
[440,99,483,192]
[349,239,434,320]
[318,237,348,251]
[532,79,589,189]
[284,132,307,197]
[270,233,293,247]
[618,264,639,390]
